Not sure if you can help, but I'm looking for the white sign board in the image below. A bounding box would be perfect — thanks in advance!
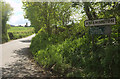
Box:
[85,18,116,27]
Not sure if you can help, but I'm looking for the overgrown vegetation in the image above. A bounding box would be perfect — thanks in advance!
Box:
[23,2,120,77]
[8,27,34,40]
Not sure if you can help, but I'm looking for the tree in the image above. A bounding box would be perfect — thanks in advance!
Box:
[23,2,72,34]
[1,1,13,43]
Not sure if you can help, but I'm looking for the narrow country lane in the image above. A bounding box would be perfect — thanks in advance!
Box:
[1,34,52,78]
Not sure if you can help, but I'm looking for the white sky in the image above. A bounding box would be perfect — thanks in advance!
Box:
[4,0,31,26]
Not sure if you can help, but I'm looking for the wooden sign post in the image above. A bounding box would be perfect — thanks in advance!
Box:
[84,18,116,51]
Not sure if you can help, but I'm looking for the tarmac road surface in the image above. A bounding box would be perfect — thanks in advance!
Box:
[0,34,52,78]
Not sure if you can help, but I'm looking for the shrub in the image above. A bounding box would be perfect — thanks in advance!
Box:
[30,22,119,77]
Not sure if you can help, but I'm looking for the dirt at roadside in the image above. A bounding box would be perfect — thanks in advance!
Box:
[2,47,53,78]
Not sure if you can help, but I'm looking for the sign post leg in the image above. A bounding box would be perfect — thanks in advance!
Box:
[108,34,111,45]
[107,26,112,45]
[92,35,95,52]
[118,26,120,45]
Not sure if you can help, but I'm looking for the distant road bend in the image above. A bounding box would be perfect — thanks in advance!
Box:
[1,34,52,77]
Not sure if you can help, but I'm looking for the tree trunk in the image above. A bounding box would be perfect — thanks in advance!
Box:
[83,2,93,20]
[44,2,51,35]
